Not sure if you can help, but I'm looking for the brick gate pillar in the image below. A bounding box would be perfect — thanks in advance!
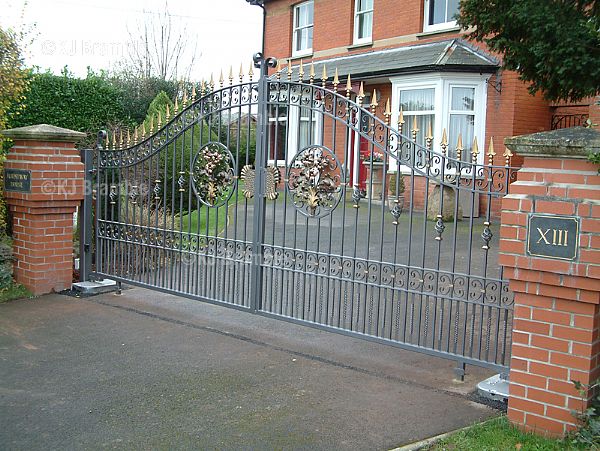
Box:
[1,124,85,296]
[499,127,600,436]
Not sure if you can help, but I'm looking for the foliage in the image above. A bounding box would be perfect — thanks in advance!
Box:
[0,238,13,290]
[428,416,584,450]
[109,73,179,124]
[0,282,31,303]
[388,172,405,196]
[589,151,600,173]
[8,68,128,148]
[570,379,600,449]
[458,0,600,102]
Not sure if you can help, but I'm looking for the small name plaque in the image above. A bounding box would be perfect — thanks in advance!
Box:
[4,169,31,193]
[527,214,579,261]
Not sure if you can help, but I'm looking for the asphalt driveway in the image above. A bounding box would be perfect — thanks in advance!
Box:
[0,288,498,450]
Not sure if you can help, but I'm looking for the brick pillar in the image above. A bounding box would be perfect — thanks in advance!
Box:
[500,128,600,437]
[1,124,85,296]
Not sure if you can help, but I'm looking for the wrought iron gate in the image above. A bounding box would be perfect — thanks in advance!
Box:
[84,54,516,374]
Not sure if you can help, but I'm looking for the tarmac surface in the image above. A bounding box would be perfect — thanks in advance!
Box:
[1,287,499,450]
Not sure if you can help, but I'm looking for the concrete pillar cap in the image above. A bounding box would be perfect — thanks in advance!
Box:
[505,127,600,159]
[0,124,86,142]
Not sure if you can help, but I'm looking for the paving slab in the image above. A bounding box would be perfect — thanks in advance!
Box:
[0,288,498,450]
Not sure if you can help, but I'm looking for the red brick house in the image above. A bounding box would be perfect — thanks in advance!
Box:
[262,0,599,172]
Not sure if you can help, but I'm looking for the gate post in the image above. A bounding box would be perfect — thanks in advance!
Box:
[499,127,600,437]
[1,124,85,295]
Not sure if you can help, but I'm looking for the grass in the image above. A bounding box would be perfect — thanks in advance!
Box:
[178,191,246,236]
[427,416,586,451]
[0,283,32,303]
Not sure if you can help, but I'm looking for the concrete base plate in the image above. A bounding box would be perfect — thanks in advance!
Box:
[72,279,117,295]
[477,373,509,403]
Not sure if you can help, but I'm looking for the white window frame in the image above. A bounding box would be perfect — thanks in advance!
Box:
[268,102,323,166]
[423,0,459,33]
[389,73,488,173]
[292,1,314,58]
[353,0,374,45]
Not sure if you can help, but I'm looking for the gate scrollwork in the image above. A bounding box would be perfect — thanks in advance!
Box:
[191,142,236,207]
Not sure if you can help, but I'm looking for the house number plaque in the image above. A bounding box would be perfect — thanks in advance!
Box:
[527,213,579,261]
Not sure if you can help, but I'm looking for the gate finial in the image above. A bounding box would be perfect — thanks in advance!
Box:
[209,73,215,91]
[299,59,305,81]
[133,127,138,145]
[239,63,244,83]
[275,60,281,80]
[503,145,513,166]
[149,115,154,133]
[411,115,419,142]
[287,59,293,81]
[345,74,352,99]
[321,65,327,87]
[126,128,131,147]
[441,128,448,155]
[487,137,496,166]
[111,130,116,150]
[249,62,254,81]
[229,66,234,85]
[370,88,378,115]
[309,62,315,84]
[182,89,188,107]
[141,122,146,140]
[157,111,162,128]
[426,121,433,150]
[165,103,170,120]
[174,97,179,113]
[456,133,464,161]
[219,69,224,88]
[384,98,391,126]
[398,108,405,134]
[333,68,339,92]
[471,136,479,161]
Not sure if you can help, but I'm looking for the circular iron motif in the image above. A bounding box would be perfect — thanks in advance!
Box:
[287,145,343,218]
[191,142,236,207]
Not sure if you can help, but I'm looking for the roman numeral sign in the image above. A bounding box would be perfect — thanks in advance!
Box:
[527,214,579,260]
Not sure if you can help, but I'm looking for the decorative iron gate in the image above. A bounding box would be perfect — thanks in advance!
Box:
[83,54,516,375]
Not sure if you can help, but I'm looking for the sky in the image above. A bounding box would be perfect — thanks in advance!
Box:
[1,0,263,81]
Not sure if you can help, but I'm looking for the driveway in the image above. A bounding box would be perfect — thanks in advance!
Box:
[0,288,498,450]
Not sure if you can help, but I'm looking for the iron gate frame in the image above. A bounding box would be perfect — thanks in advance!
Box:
[81,53,517,376]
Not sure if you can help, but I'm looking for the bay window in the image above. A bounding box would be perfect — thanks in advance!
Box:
[390,73,488,172]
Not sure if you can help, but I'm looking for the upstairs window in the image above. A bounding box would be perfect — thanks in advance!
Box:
[293,1,314,57]
[424,0,459,32]
[354,0,373,44]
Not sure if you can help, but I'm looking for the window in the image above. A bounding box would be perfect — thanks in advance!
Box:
[423,0,459,32]
[268,103,322,165]
[354,0,373,44]
[399,88,436,151]
[293,1,314,57]
[390,74,488,172]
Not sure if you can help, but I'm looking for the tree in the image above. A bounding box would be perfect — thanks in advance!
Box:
[458,0,600,102]
[122,1,199,81]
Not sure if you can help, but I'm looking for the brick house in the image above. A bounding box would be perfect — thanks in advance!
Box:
[261,0,599,209]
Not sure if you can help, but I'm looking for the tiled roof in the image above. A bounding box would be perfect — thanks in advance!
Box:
[279,39,498,79]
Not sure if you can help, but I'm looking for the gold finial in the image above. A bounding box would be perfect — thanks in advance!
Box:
[384,98,391,126]
[126,128,131,147]
[333,68,339,91]
[182,89,188,106]
[133,127,138,144]
[141,122,146,139]
[471,136,479,160]
[371,89,379,114]
[229,66,234,85]
[456,133,464,161]
[345,74,352,99]
[358,81,364,99]
[441,128,448,155]
[321,64,327,87]
[309,62,315,84]
[249,62,254,81]
[105,131,109,150]
[276,60,282,80]
[209,73,215,91]
[503,146,513,166]
[487,137,496,166]
[111,130,116,150]
[166,103,170,120]
[219,69,224,88]
[411,115,419,142]
[157,110,162,128]
[287,59,293,81]
[239,63,244,83]
[398,107,405,133]
[149,115,154,133]
[119,129,123,149]
[299,59,304,81]
[174,97,179,113]
[426,121,433,150]
[200,80,205,97]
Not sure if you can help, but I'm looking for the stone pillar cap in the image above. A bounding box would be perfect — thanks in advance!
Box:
[505,127,600,159]
[0,124,86,142]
